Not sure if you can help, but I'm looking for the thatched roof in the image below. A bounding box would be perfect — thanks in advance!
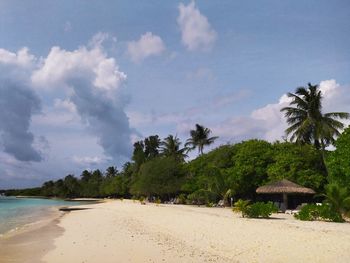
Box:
[256,179,315,194]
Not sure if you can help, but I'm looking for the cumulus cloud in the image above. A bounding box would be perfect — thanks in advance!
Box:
[0,48,43,162]
[32,41,132,161]
[127,32,165,63]
[177,2,217,51]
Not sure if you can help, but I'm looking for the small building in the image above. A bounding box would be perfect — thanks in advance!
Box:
[256,179,315,211]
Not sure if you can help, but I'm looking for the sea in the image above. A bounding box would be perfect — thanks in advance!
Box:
[0,196,83,236]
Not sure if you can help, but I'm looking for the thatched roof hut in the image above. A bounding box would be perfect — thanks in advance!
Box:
[256,179,315,210]
[256,179,315,194]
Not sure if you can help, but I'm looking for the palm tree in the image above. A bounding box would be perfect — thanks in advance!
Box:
[281,83,349,150]
[185,124,218,155]
[160,135,188,161]
[323,183,350,218]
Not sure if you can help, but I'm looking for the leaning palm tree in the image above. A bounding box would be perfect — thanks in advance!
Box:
[185,124,218,155]
[160,135,188,161]
[281,83,349,150]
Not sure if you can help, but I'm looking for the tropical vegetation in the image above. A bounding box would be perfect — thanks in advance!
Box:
[2,84,350,223]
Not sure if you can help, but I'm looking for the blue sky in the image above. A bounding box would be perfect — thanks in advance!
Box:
[0,0,349,188]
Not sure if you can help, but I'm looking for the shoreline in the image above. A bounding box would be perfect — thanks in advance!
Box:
[2,200,350,262]
[0,198,103,263]
[0,208,64,263]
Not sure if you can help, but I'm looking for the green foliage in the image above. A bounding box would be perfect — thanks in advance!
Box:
[242,202,278,218]
[155,197,161,205]
[268,142,326,191]
[185,124,218,155]
[327,127,350,190]
[176,193,187,204]
[280,83,349,150]
[323,183,350,216]
[294,204,344,222]
[130,156,185,198]
[187,189,216,205]
[233,199,250,214]
[160,134,188,161]
[233,200,277,218]
[227,140,273,197]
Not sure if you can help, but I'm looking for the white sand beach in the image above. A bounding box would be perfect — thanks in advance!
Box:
[1,199,350,263]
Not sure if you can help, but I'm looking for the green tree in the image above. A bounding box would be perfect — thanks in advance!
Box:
[63,175,80,198]
[184,145,237,204]
[105,166,118,178]
[267,142,326,191]
[160,135,187,161]
[185,124,218,155]
[226,140,273,198]
[327,126,350,190]
[144,135,161,159]
[281,83,349,150]
[130,156,185,199]
[132,141,146,168]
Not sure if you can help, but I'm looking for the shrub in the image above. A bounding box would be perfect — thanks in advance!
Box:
[176,193,187,204]
[233,200,277,218]
[233,199,250,216]
[155,197,161,205]
[206,202,214,207]
[187,189,216,205]
[243,202,278,218]
[295,204,344,222]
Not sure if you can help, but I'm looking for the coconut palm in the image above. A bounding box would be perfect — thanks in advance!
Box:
[280,83,349,150]
[185,124,218,155]
[160,135,188,161]
[323,183,350,217]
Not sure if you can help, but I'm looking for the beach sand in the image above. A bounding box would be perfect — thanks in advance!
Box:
[2,200,350,262]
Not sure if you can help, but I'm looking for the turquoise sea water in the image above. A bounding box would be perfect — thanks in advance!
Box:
[0,197,82,235]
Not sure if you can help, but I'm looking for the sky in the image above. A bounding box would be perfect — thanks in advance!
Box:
[0,0,349,188]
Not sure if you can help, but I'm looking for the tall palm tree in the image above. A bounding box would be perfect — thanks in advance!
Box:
[281,83,349,150]
[160,135,188,161]
[185,124,218,155]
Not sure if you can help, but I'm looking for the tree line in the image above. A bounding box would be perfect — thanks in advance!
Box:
[3,83,350,206]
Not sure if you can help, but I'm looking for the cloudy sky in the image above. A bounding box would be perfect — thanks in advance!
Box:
[0,1,349,188]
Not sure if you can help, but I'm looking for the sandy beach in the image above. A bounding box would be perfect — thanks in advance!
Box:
[1,200,350,263]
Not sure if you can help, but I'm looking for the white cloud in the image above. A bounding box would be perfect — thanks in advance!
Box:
[32,45,126,95]
[127,32,165,63]
[72,155,108,166]
[31,39,132,161]
[0,47,35,68]
[177,2,217,51]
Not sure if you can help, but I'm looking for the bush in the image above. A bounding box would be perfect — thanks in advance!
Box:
[206,202,214,207]
[233,199,250,215]
[176,193,187,204]
[155,197,161,205]
[187,189,216,205]
[233,200,277,218]
[243,202,278,218]
[295,204,344,222]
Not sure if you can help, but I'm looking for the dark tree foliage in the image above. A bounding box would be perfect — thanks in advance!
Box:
[130,156,185,199]
[268,142,326,192]
[327,126,350,190]
[5,128,349,205]
[185,124,218,155]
